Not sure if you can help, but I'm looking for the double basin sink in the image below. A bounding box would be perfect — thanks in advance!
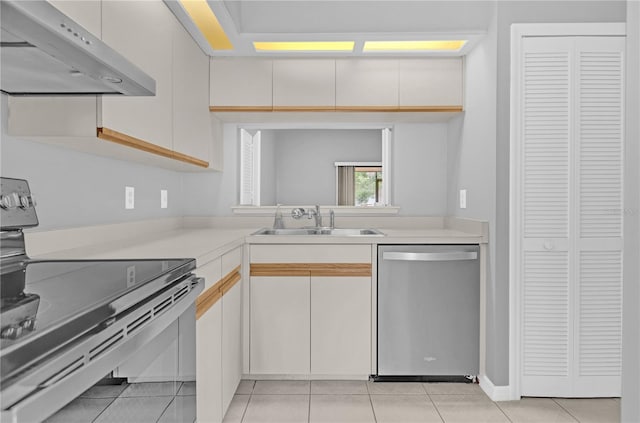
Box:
[252,228,385,236]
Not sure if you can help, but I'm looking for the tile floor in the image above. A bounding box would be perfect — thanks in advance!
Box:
[222,380,621,423]
[45,381,195,423]
[47,380,621,423]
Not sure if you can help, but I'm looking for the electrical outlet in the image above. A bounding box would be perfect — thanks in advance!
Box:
[125,186,135,209]
[459,189,467,209]
[126,265,136,287]
[160,189,168,209]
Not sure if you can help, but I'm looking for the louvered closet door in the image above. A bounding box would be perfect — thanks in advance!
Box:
[519,36,624,398]
[520,37,573,397]
[573,37,624,397]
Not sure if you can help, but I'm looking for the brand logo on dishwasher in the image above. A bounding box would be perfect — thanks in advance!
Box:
[424,356,437,362]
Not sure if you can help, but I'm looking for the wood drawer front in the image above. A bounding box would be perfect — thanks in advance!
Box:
[250,263,371,277]
[250,244,371,263]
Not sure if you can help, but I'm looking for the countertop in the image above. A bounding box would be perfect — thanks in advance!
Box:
[33,225,485,268]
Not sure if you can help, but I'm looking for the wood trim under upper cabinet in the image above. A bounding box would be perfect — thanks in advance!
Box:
[250,263,372,277]
[210,106,463,113]
[97,127,209,168]
[272,106,336,112]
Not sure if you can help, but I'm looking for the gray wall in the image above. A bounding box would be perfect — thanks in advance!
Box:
[182,122,449,216]
[490,1,627,387]
[0,95,185,231]
[269,129,381,205]
[622,1,640,421]
[447,5,498,383]
[392,123,448,215]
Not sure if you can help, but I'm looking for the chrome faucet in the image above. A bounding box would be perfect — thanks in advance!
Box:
[329,209,335,229]
[291,205,322,228]
[273,204,285,229]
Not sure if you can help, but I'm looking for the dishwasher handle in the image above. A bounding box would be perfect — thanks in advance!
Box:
[382,251,478,262]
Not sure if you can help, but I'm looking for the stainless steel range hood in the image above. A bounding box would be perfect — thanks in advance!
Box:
[0,1,155,96]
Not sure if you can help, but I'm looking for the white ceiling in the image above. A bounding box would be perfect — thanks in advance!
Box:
[166,0,495,57]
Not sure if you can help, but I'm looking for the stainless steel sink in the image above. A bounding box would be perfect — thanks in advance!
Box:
[251,227,385,236]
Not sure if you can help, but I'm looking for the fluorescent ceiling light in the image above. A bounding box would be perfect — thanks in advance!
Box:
[363,40,467,52]
[179,0,233,50]
[253,41,355,52]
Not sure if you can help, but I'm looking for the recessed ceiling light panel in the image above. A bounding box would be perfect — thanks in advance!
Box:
[363,40,467,52]
[253,41,355,52]
[180,0,233,50]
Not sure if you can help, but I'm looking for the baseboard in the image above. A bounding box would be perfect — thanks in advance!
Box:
[479,374,516,401]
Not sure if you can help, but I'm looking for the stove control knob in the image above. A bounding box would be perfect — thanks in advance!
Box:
[0,193,17,209]
[19,195,35,209]
[1,325,23,340]
[20,319,36,332]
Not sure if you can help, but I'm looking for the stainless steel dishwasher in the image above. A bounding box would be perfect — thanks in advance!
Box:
[376,244,480,382]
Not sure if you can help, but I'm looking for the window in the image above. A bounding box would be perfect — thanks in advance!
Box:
[336,163,383,206]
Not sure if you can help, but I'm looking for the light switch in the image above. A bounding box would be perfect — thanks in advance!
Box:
[160,189,168,209]
[125,186,135,209]
[459,189,467,209]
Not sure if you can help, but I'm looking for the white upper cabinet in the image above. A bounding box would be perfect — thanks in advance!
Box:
[398,58,463,108]
[210,59,273,109]
[8,0,215,170]
[100,0,173,150]
[172,20,211,163]
[273,59,336,109]
[335,59,399,108]
[47,0,101,36]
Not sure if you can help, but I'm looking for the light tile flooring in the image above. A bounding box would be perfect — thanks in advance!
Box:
[45,381,195,423]
[223,380,621,423]
[47,380,621,423]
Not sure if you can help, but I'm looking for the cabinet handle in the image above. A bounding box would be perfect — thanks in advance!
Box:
[382,252,477,262]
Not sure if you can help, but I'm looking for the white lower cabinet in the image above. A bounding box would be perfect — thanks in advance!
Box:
[196,300,223,423]
[250,276,311,374]
[311,277,371,375]
[222,279,242,412]
[249,244,372,377]
[195,247,243,423]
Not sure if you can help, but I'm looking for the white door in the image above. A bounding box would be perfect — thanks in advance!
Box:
[516,35,624,398]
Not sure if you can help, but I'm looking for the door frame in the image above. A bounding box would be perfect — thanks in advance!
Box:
[508,22,626,400]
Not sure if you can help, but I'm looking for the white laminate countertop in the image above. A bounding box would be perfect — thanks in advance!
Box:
[30,225,486,267]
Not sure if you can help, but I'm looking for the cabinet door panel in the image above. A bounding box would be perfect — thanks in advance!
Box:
[250,276,310,374]
[336,59,398,107]
[311,277,371,375]
[101,0,173,149]
[196,301,222,423]
[273,60,335,108]
[222,282,242,411]
[173,21,211,162]
[399,58,463,107]
[210,59,273,108]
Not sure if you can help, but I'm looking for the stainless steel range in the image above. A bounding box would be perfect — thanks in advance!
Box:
[0,177,204,422]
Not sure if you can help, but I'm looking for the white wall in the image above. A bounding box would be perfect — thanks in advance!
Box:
[446,5,498,385]
[271,129,381,205]
[622,1,640,421]
[0,95,185,231]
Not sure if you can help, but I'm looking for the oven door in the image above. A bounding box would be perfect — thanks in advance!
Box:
[0,275,203,423]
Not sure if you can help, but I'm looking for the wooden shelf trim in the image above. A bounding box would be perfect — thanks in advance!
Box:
[250,263,372,277]
[210,105,463,113]
[97,127,209,168]
[196,266,242,319]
